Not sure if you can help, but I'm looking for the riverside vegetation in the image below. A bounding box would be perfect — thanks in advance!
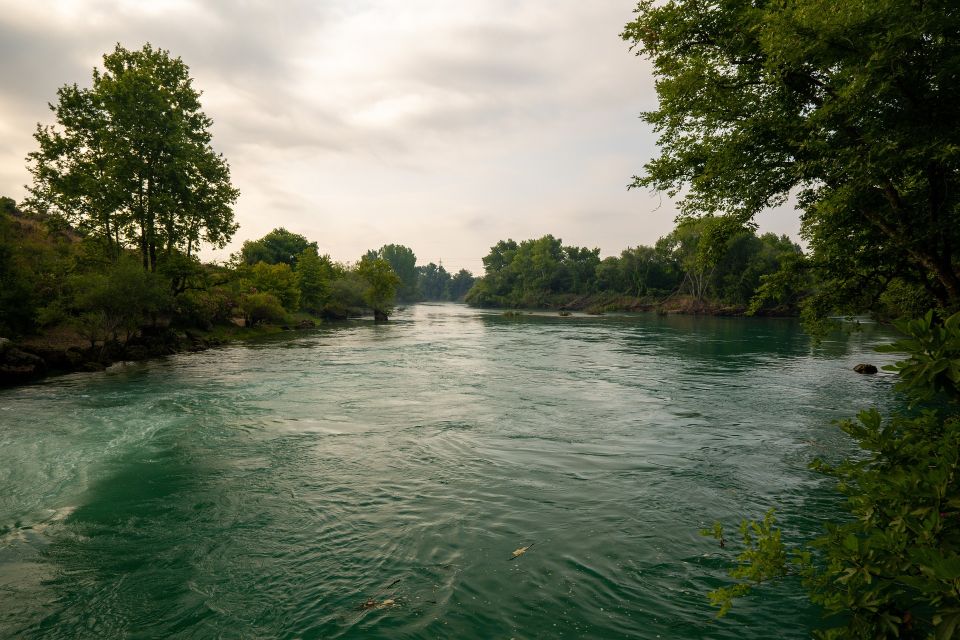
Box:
[0,43,856,388]
[0,44,475,385]
[463,222,806,315]
[622,0,960,637]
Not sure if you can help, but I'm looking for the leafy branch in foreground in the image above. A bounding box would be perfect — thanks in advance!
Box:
[700,510,790,617]
[705,312,960,639]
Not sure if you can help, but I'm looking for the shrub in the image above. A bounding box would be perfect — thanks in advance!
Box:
[239,292,285,326]
[704,311,960,639]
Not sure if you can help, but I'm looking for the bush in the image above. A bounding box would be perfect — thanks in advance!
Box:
[239,292,286,326]
[68,257,171,341]
[175,288,233,329]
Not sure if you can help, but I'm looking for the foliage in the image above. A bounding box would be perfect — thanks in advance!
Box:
[324,270,367,320]
[0,198,37,336]
[241,262,300,311]
[67,256,172,341]
[239,292,286,326]
[296,249,335,313]
[356,256,400,318]
[703,311,960,639]
[174,287,233,330]
[369,244,419,302]
[240,228,317,268]
[24,43,239,273]
[466,235,602,307]
[622,0,960,313]
[700,510,788,617]
[418,262,451,300]
[465,229,800,310]
[449,269,476,300]
[417,262,477,301]
[877,311,960,404]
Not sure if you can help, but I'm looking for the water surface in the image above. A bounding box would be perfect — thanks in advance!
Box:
[0,304,899,638]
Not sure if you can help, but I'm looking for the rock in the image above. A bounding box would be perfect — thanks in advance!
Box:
[187,338,209,352]
[82,361,106,372]
[297,319,316,329]
[0,347,47,385]
[0,337,12,354]
[65,347,85,367]
[374,310,389,322]
[854,363,878,374]
[125,345,150,360]
[101,340,126,362]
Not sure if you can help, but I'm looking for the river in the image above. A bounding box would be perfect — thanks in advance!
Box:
[0,303,899,638]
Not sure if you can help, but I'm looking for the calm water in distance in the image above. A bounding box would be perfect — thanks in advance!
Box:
[0,303,900,639]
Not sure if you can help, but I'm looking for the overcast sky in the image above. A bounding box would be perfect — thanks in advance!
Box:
[0,0,800,273]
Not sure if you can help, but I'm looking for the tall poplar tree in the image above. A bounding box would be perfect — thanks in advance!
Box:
[26,43,239,271]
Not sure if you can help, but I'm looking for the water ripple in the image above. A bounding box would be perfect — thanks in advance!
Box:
[0,304,899,638]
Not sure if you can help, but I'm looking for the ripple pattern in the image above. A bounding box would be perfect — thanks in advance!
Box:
[0,305,900,638]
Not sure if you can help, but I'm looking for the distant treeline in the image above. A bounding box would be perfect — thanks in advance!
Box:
[0,193,476,342]
[359,244,475,304]
[465,217,804,313]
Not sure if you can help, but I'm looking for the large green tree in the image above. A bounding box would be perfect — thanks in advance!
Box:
[25,43,239,271]
[240,228,318,268]
[368,244,419,302]
[356,255,400,321]
[623,0,960,311]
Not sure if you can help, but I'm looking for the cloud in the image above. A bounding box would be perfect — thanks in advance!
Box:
[0,0,799,275]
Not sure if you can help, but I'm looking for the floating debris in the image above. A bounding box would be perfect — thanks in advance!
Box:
[358,598,398,611]
[508,542,535,560]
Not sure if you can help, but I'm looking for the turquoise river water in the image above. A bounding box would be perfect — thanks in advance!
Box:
[0,303,901,639]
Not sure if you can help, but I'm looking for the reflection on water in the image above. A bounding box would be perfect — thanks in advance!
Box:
[0,304,899,638]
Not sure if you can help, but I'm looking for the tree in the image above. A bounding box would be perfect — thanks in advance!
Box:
[69,255,171,342]
[0,198,36,335]
[417,262,450,300]
[655,217,733,304]
[240,228,318,268]
[25,43,239,272]
[356,256,400,321]
[563,246,601,295]
[369,244,419,302]
[449,269,476,301]
[622,1,960,311]
[296,249,334,313]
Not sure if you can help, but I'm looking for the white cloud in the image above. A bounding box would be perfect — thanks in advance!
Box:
[0,0,800,274]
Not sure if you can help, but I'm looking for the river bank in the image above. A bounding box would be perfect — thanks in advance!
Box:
[0,317,322,388]
[472,292,796,317]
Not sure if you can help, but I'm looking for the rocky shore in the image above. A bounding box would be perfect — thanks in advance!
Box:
[0,319,318,388]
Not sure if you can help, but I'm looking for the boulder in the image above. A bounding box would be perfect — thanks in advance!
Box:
[124,345,150,361]
[0,347,47,385]
[854,363,878,374]
[297,319,316,329]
